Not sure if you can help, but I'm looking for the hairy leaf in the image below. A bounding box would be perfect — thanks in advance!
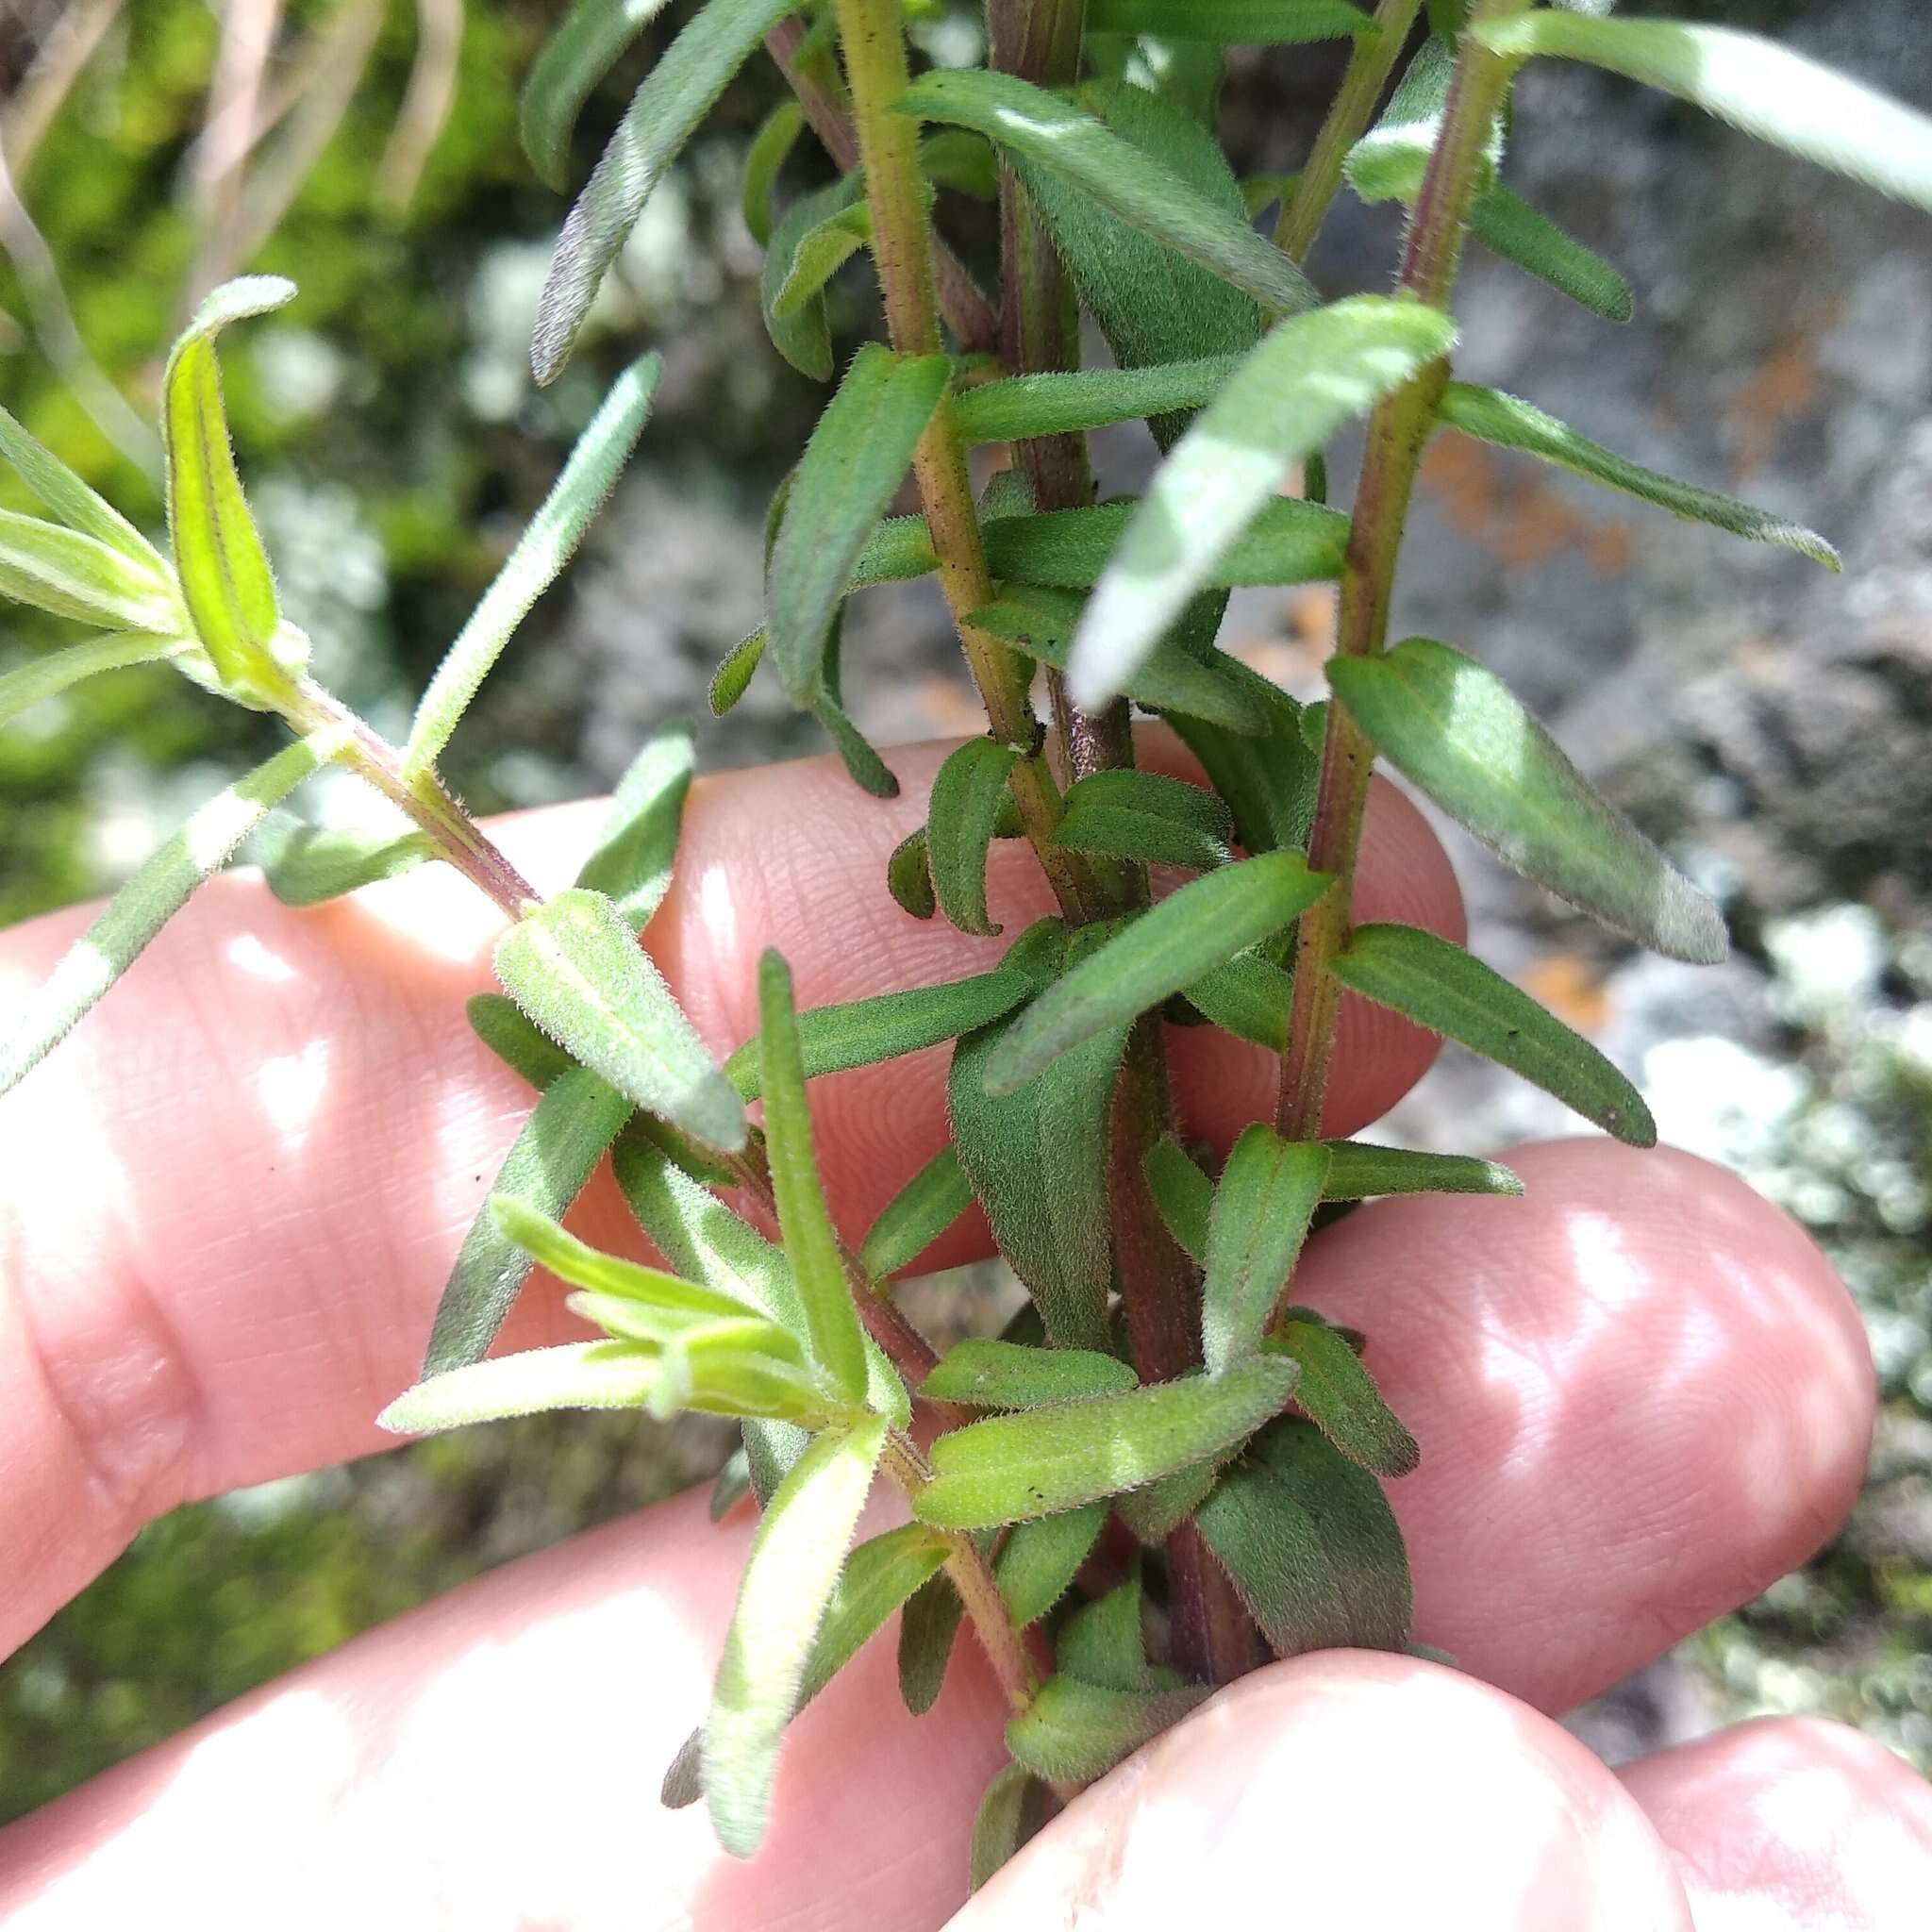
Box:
[1469,186,1633,324]
[257,819,433,907]
[920,1339,1139,1410]
[533,0,799,382]
[970,1763,1036,1892]
[407,356,660,774]
[1054,769,1233,872]
[707,1415,887,1856]
[378,1340,667,1433]
[1195,1416,1412,1654]
[0,403,166,572]
[467,992,577,1091]
[952,355,1241,444]
[574,723,694,931]
[0,510,182,631]
[1202,1127,1329,1372]
[888,826,939,921]
[709,627,767,714]
[1070,296,1456,708]
[522,0,677,189]
[1182,947,1297,1051]
[1086,0,1371,41]
[1007,1675,1209,1783]
[1320,1141,1524,1200]
[660,1725,706,1807]
[1268,1319,1419,1476]
[927,739,1022,937]
[983,853,1333,1094]
[1330,923,1656,1144]
[1114,1460,1221,1545]
[1346,35,1499,207]
[1056,1574,1151,1690]
[1144,1133,1213,1263]
[1435,382,1837,567]
[1329,636,1727,961]
[914,1356,1299,1530]
[741,99,807,247]
[988,497,1348,591]
[996,1503,1109,1628]
[860,1145,975,1281]
[799,1523,953,1706]
[771,194,872,319]
[0,632,191,733]
[897,1571,964,1716]
[758,177,856,380]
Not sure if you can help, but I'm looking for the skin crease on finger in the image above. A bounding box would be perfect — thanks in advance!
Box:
[0,737,1458,1657]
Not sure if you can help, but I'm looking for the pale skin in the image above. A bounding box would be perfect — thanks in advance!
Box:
[0,737,1927,1929]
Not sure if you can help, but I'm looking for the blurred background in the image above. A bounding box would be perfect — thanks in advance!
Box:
[1,0,1927,1819]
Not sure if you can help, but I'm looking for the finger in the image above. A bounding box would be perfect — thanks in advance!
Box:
[1290,1140,1874,1716]
[956,1655,1690,1931]
[0,737,1459,1653]
[1620,1717,1932,1930]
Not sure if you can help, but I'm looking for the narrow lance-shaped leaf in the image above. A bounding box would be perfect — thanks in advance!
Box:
[0,730,341,1098]
[1469,186,1634,325]
[1330,923,1657,1145]
[1268,1319,1419,1477]
[1475,13,1932,214]
[709,627,766,715]
[494,887,746,1151]
[927,739,1022,938]
[768,346,949,702]
[757,949,870,1407]
[706,1415,887,1857]
[1182,946,1297,1051]
[741,99,807,247]
[1435,382,1837,568]
[521,0,677,190]
[573,722,694,931]
[161,276,297,691]
[533,0,800,382]
[1202,1127,1329,1373]
[888,826,938,921]
[898,1571,964,1716]
[0,403,167,574]
[952,356,1242,444]
[1052,769,1233,873]
[1084,0,1372,42]
[1195,1416,1412,1655]
[468,992,577,1091]
[0,511,183,631]
[891,70,1317,319]
[1114,1462,1221,1547]
[860,1144,974,1282]
[257,818,434,908]
[724,966,1034,1100]
[1056,1574,1153,1691]
[406,356,660,775]
[913,1355,1299,1530]
[0,632,192,735]
[1346,34,1500,207]
[984,852,1334,1096]
[798,1524,953,1707]
[970,1764,1037,1893]
[995,1503,1109,1629]
[1144,1134,1212,1264]
[1070,296,1455,709]
[1007,1676,1210,1784]
[423,1066,634,1373]
[1329,637,1727,962]
[377,1340,667,1435]
[1320,1141,1524,1201]
[758,176,858,382]
[919,1339,1139,1410]
[771,196,872,320]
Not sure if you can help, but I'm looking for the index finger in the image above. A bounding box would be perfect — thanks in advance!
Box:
[0,736,1461,1654]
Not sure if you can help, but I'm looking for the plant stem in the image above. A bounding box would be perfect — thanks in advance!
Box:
[1274,0,1424,264]
[1274,1,1527,1141]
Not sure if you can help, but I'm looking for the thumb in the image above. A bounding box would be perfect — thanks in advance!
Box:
[949,1654,1690,1931]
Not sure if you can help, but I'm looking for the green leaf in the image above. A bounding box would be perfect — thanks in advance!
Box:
[1202,1127,1328,1373]
[1114,1462,1220,1545]
[1268,1320,1418,1476]
[952,356,1241,445]
[927,739,1022,937]
[1320,1141,1524,1200]
[919,1339,1140,1410]
[922,127,1000,200]
[809,641,902,799]
[897,1571,964,1715]
[1474,13,1932,214]
[707,1415,887,1857]
[709,627,767,714]
[741,99,808,246]
[0,511,183,631]
[423,1066,635,1373]
[771,193,872,320]
[1329,637,1727,962]
[0,731,340,1098]
[1469,185,1633,324]
[468,992,578,1091]
[257,819,434,907]
[1181,946,1296,1051]
[406,356,660,775]
[1086,0,1371,40]
[726,965,1033,1100]
[532,0,800,382]
[799,1523,953,1706]
[965,583,1272,736]
[1056,1574,1151,1690]
[1069,296,1454,709]
[1144,1133,1212,1264]
[1195,1416,1412,1654]
[1346,35,1500,208]
[996,1503,1109,1628]
[1020,81,1263,452]
[860,1144,974,1281]
[757,949,870,1407]
[914,1356,1299,1529]
[1067,762,1233,863]
[0,403,167,574]
[612,1123,792,1311]
[768,345,949,703]
[758,177,854,381]
[709,1445,753,1521]
[1329,923,1657,1144]
[949,979,1126,1351]
[660,1725,706,1807]
[521,0,677,190]
[566,1305,824,1420]
[574,723,694,931]
[0,632,192,733]
[970,1763,1038,1892]
[891,71,1317,318]
[744,1419,810,1507]
[887,826,939,921]
[377,1340,667,1434]
[161,276,297,691]
[984,853,1334,1095]
[495,887,744,1152]
[1007,1675,1208,1784]
[1435,382,1837,568]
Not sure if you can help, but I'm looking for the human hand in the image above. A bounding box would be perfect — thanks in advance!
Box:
[0,739,1925,1928]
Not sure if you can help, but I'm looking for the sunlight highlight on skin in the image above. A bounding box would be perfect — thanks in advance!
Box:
[223,931,298,985]
[254,1037,329,1145]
